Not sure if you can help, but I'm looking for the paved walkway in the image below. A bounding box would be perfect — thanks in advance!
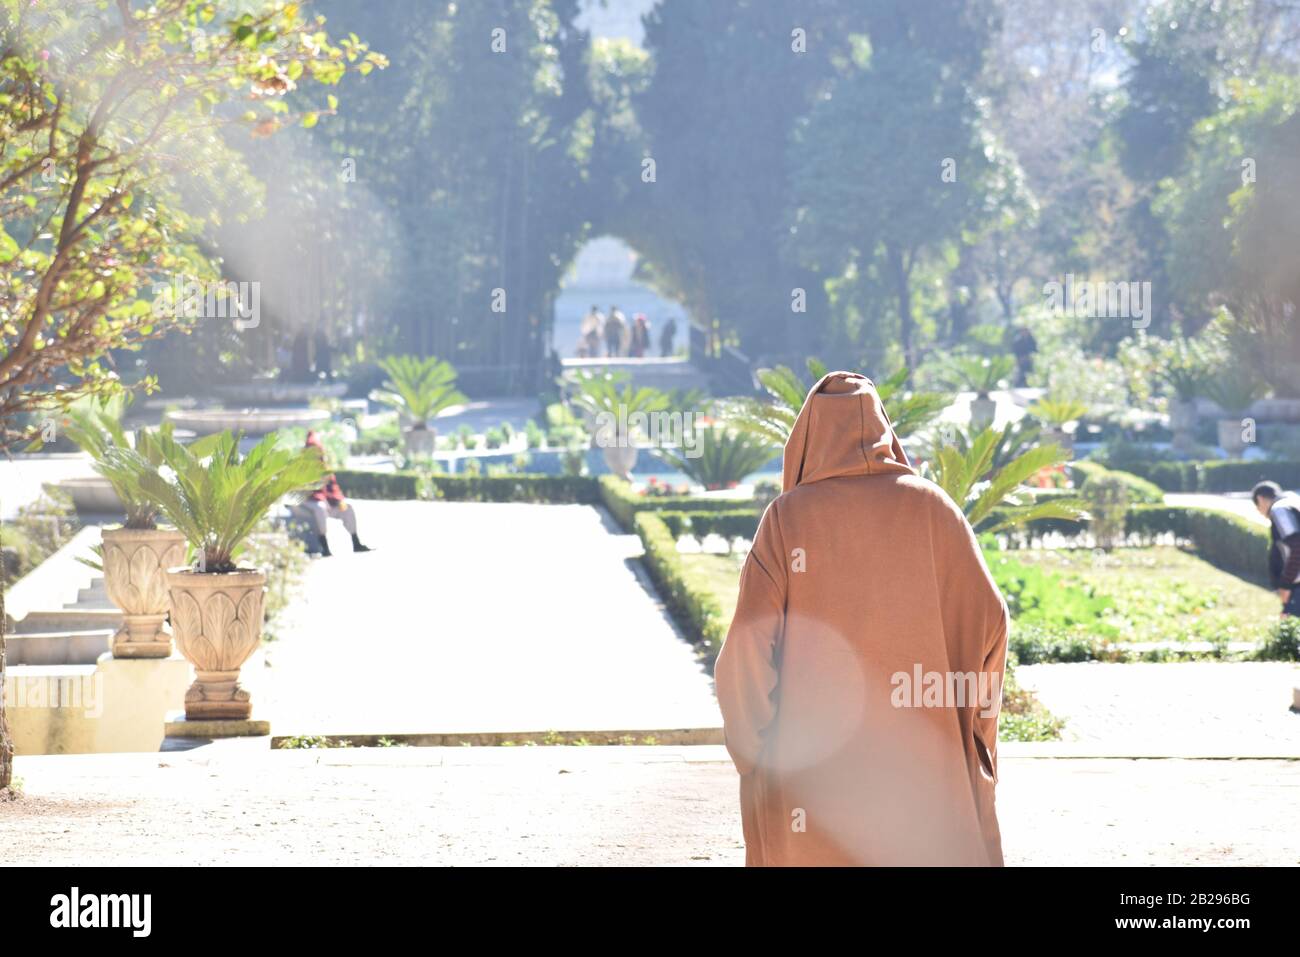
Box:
[1164,492,1269,526]
[256,500,721,736]
[3,746,1298,865]
[1016,662,1300,750]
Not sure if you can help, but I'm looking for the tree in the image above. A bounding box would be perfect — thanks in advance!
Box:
[0,0,385,445]
[786,0,1008,369]
[1156,75,1300,393]
[308,0,595,391]
[631,0,849,358]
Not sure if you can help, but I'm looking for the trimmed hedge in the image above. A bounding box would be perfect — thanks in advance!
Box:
[599,475,728,531]
[333,469,600,504]
[1119,458,1300,493]
[655,508,762,541]
[428,474,600,503]
[1068,460,1164,504]
[633,512,729,657]
[1200,459,1300,493]
[333,469,423,500]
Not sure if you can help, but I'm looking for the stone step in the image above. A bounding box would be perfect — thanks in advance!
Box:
[67,593,117,611]
[76,579,109,604]
[10,607,122,634]
[5,629,115,666]
[4,525,103,630]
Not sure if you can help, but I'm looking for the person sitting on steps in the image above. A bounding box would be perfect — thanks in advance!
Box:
[304,430,373,557]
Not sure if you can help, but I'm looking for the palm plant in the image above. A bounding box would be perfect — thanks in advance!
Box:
[1202,363,1266,416]
[1156,335,1213,403]
[565,370,676,478]
[927,427,1084,534]
[122,430,327,573]
[942,353,1016,398]
[1028,396,1089,429]
[52,395,218,529]
[660,426,776,490]
[373,355,467,427]
[566,370,673,427]
[724,358,949,447]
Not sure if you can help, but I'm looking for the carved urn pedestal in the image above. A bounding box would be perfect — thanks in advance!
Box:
[102,527,186,658]
[164,567,266,720]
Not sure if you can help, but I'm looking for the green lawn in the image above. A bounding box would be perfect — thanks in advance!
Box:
[679,552,745,625]
[683,546,1279,647]
[676,551,1065,740]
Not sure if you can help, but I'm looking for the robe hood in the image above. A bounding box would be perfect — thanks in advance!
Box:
[781,371,913,493]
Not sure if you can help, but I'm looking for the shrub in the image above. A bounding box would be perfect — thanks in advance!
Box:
[243,520,310,638]
[1082,475,1130,550]
[1007,623,1106,664]
[1254,616,1300,661]
[2,491,78,580]
[999,659,1067,740]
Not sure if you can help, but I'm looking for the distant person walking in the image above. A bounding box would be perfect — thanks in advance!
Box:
[659,317,678,357]
[1253,481,1300,616]
[1011,325,1037,387]
[629,313,651,358]
[304,430,374,558]
[578,305,604,358]
[605,305,627,358]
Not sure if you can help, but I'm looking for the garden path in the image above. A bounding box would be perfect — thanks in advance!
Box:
[256,499,722,737]
[5,746,1299,865]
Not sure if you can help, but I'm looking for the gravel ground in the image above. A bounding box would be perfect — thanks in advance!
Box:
[3,746,1298,866]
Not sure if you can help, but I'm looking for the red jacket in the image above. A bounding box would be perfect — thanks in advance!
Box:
[310,473,345,505]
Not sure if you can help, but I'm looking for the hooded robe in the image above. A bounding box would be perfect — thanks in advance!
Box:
[715,371,1009,866]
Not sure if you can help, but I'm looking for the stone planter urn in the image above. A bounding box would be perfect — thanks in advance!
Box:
[165,567,266,720]
[102,527,187,658]
[1218,418,1248,457]
[601,443,638,480]
[969,395,997,433]
[402,424,437,458]
[1043,426,1075,457]
[1169,399,1198,455]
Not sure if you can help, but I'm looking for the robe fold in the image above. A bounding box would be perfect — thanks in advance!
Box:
[715,371,1010,866]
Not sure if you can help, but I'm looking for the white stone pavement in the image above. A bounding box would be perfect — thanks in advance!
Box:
[256,500,722,736]
[3,746,1298,865]
[1163,492,1269,527]
[1017,662,1300,750]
